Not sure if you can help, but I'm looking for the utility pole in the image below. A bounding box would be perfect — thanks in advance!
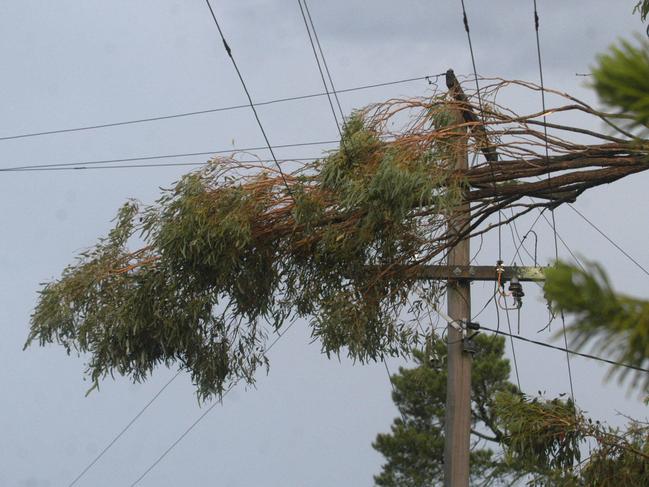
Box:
[443,92,472,487]
[397,69,546,486]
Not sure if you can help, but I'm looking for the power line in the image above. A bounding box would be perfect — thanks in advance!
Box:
[567,203,649,278]
[300,0,346,125]
[458,0,505,270]
[126,6,306,482]
[202,0,292,196]
[458,0,485,115]
[0,75,437,143]
[302,0,345,122]
[0,158,320,173]
[0,139,337,172]
[296,0,406,413]
[537,209,585,271]
[480,324,649,375]
[297,0,343,137]
[128,322,297,487]
[459,0,524,398]
[66,371,182,487]
[532,0,576,404]
[502,305,522,390]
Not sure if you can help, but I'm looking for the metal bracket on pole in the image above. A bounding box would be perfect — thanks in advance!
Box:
[435,307,465,335]
[417,265,546,282]
[432,307,480,340]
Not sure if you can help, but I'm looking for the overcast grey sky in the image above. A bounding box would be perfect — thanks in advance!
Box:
[1,1,648,486]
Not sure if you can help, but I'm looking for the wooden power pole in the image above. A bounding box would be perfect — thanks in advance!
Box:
[407,69,547,486]
[443,97,472,487]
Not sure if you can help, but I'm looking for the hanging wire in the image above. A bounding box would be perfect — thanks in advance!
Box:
[481,324,649,374]
[1,140,337,172]
[1,158,319,173]
[66,371,182,487]
[297,0,409,409]
[532,0,576,404]
[297,0,344,137]
[128,321,297,487]
[567,204,649,277]
[203,0,293,198]
[503,306,522,390]
[300,0,347,123]
[458,0,502,261]
[0,74,439,143]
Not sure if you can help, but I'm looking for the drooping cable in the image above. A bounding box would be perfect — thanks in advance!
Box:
[301,0,346,124]
[66,371,181,487]
[1,158,319,173]
[537,209,586,271]
[532,0,576,405]
[0,75,438,142]
[296,0,402,406]
[458,0,502,261]
[128,321,297,487]
[296,0,344,137]
[1,140,337,172]
[481,324,649,375]
[567,204,649,277]
[202,0,292,198]
[503,306,522,390]
[382,360,408,424]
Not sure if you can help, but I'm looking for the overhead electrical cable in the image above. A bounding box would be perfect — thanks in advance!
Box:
[458,0,504,266]
[296,0,404,407]
[481,324,649,375]
[532,0,576,404]
[128,322,297,487]
[300,0,347,124]
[66,371,182,487]
[567,203,649,278]
[0,76,437,143]
[201,0,293,196]
[0,139,337,172]
[297,0,344,136]
[0,158,320,173]
[459,1,522,391]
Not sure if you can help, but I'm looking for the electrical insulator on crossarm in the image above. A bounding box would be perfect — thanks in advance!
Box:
[508,275,525,308]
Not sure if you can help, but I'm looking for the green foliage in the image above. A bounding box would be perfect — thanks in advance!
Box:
[495,393,580,475]
[372,335,522,486]
[544,261,649,390]
[495,392,649,487]
[373,322,649,486]
[26,112,461,400]
[592,37,649,132]
[578,422,649,487]
[634,1,649,23]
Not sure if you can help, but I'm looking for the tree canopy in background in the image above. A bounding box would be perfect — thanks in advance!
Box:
[372,335,649,486]
[372,336,520,487]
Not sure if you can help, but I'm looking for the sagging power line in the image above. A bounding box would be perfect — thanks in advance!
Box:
[0,75,438,143]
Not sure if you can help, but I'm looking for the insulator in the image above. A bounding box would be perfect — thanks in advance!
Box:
[508,276,524,308]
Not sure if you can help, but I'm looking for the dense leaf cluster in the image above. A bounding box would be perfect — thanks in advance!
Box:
[544,262,649,391]
[635,1,649,25]
[26,113,458,399]
[592,37,649,133]
[496,392,649,487]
